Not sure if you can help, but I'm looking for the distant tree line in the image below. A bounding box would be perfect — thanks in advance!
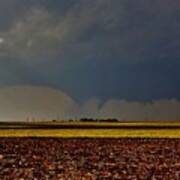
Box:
[79,118,119,123]
[50,118,120,123]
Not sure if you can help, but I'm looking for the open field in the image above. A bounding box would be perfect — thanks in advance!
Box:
[1,138,180,179]
[0,121,180,138]
[0,128,180,138]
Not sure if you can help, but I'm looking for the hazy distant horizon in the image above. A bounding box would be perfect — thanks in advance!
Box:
[0,85,178,122]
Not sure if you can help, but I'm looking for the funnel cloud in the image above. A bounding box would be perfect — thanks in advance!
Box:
[0,86,179,121]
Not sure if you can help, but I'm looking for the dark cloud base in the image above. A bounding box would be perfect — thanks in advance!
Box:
[0,58,179,102]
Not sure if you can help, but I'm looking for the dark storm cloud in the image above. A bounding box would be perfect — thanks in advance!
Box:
[0,0,180,103]
[0,0,180,62]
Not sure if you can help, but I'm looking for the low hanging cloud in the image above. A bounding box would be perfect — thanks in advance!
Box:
[0,85,79,121]
[0,85,179,121]
[98,99,180,120]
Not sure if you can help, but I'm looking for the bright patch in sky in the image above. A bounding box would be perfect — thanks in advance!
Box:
[0,38,4,44]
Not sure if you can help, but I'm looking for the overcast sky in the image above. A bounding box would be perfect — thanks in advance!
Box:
[0,0,180,120]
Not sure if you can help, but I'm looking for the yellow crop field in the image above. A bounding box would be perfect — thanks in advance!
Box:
[0,121,180,138]
[0,128,180,138]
